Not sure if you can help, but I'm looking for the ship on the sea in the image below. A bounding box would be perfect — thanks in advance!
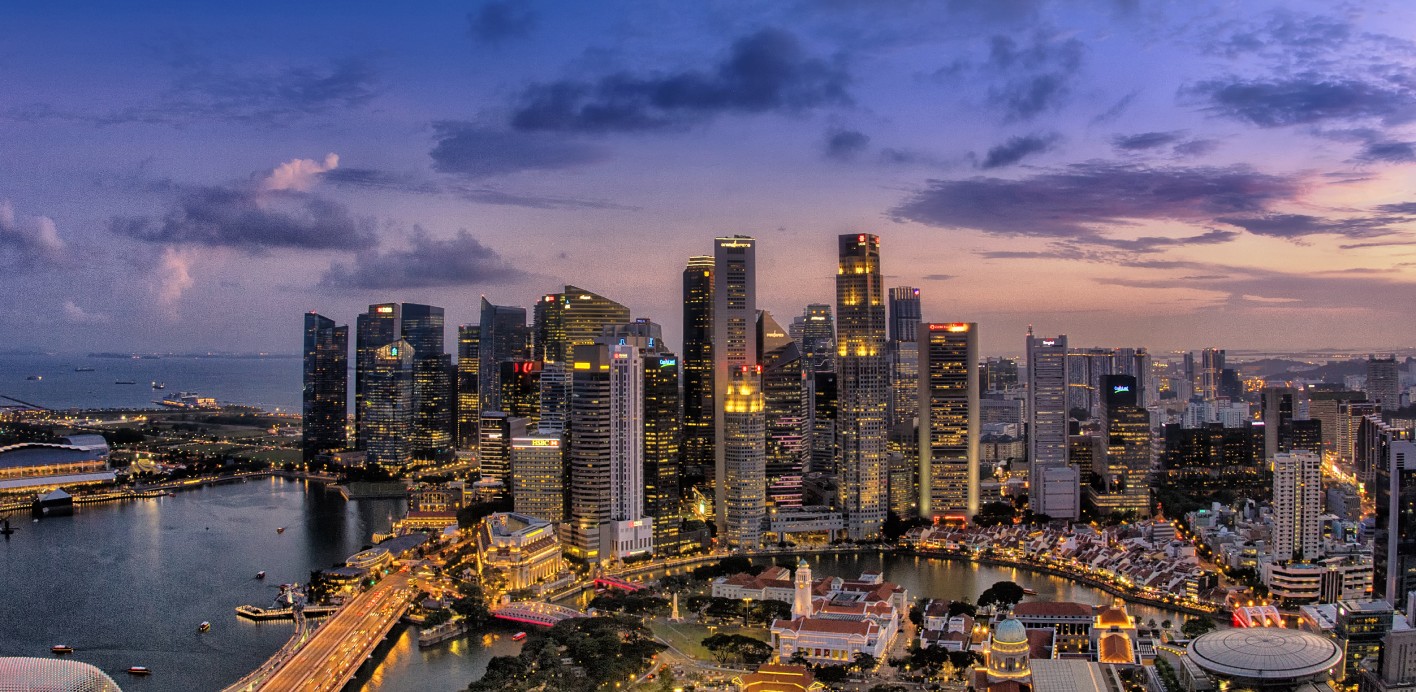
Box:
[156,392,219,410]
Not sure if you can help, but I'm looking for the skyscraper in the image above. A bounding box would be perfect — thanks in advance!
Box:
[917,322,980,521]
[533,286,631,364]
[1027,331,1077,520]
[1272,451,1322,563]
[760,311,807,508]
[796,304,836,373]
[1198,348,1225,401]
[1090,374,1151,518]
[364,339,414,469]
[566,344,612,562]
[836,233,888,540]
[722,365,766,548]
[1367,354,1400,410]
[809,371,838,474]
[713,236,758,540]
[402,303,453,463]
[682,255,715,486]
[478,411,527,489]
[1263,386,1297,460]
[355,302,400,449]
[478,298,529,414]
[1374,437,1416,605]
[302,312,347,462]
[888,287,922,434]
[456,325,480,448]
[511,433,565,523]
[602,343,654,560]
[499,359,542,426]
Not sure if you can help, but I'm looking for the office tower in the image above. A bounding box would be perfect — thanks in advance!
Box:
[1198,348,1225,401]
[1368,354,1401,409]
[809,371,838,473]
[1091,375,1151,517]
[796,304,836,373]
[887,452,916,518]
[981,357,1020,393]
[917,322,980,521]
[760,311,807,508]
[1291,418,1323,454]
[1181,351,1197,402]
[1263,386,1297,459]
[478,411,527,489]
[836,233,888,540]
[394,304,453,463]
[456,325,480,448]
[1334,601,1395,683]
[1375,437,1416,605]
[302,312,348,462]
[888,287,922,434]
[682,255,715,485]
[1219,368,1243,401]
[722,365,766,548]
[512,433,565,523]
[499,360,542,426]
[478,298,529,414]
[601,343,654,560]
[1161,422,1267,492]
[1309,390,1361,456]
[533,286,631,364]
[1272,451,1323,563]
[713,236,758,539]
[1028,331,1077,519]
[399,303,443,356]
[643,349,683,556]
[538,362,571,434]
[355,302,400,449]
[566,344,612,562]
[1339,401,1381,467]
[364,339,414,469]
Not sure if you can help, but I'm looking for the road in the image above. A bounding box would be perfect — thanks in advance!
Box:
[257,572,413,691]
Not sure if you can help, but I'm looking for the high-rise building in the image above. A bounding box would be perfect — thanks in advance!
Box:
[809,371,838,474]
[1375,437,1416,605]
[682,255,715,487]
[888,287,922,433]
[603,343,653,560]
[795,304,836,374]
[478,298,529,414]
[1367,354,1401,410]
[512,433,565,523]
[1335,600,1395,683]
[713,236,758,540]
[355,302,400,449]
[642,349,683,556]
[499,360,542,426]
[302,312,348,462]
[533,286,631,364]
[537,362,571,435]
[1027,331,1076,519]
[1272,451,1323,563]
[1263,386,1298,459]
[478,411,527,489]
[393,304,453,464]
[1338,400,1380,467]
[760,311,807,509]
[566,344,612,562]
[722,365,766,548]
[1198,348,1225,401]
[1089,375,1151,518]
[917,322,980,521]
[456,325,480,448]
[364,339,414,469]
[981,357,1020,393]
[836,233,888,540]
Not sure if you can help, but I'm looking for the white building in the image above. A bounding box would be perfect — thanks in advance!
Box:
[1028,332,1077,520]
[1272,451,1322,563]
[770,560,904,664]
[601,343,653,559]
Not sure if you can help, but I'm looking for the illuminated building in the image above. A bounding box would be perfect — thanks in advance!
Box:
[533,285,630,364]
[809,371,838,475]
[761,310,807,509]
[476,512,564,592]
[769,561,905,664]
[1198,348,1225,401]
[836,233,888,540]
[917,322,979,521]
[1335,600,1395,683]
[714,236,758,541]
[1087,375,1151,518]
[511,433,565,523]
[0,658,123,691]
[888,287,921,436]
[980,618,1033,684]
[478,411,527,490]
[887,452,916,518]
[682,255,715,491]
[456,324,480,448]
[642,348,683,554]
[1160,422,1267,492]
[364,339,414,470]
[733,664,825,692]
[0,436,113,493]
[1184,628,1341,691]
[1338,400,1379,467]
[401,303,453,463]
[1273,451,1323,563]
[982,357,1020,393]
[1263,386,1297,460]
[599,342,653,560]
[1028,331,1078,520]
[355,302,400,449]
[302,312,347,462]
[1367,354,1401,409]
[723,365,766,548]
[795,303,836,374]
[499,359,541,426]
[478,297,529,415]
[1374,436,1416,605]
[537,362,570,434]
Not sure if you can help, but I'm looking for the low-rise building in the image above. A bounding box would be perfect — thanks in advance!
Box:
[0,435,113,493]
[769,561,904,665]
[476,512,564,592]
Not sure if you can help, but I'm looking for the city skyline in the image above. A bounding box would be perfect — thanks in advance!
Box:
[7,1,1416,355]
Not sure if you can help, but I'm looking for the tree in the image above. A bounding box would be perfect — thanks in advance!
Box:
[948,600,977,618]
[1181,618,1217,639]
[909,603,924,627]
[813,665,849,683]
[852,652,878,672]
[977,581,1026,608]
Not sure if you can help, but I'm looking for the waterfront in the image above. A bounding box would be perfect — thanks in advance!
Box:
[0,353,301,412]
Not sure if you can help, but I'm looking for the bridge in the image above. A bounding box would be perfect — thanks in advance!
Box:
[593,575,646,592]
[227,571,415,692]
[491,601,587,628]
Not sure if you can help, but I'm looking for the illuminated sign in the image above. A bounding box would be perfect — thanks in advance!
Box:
[514,438,561,448]
[390,347,399,356]
[659,358,677,367]
[574,361,591,370]
[1041,339,1057,347]
[913,288,920,296]
[1113,385,1131,393]
[376,306,394,314]
[927,323,970,332]
[718,240,752,248]
[858,234,866,242]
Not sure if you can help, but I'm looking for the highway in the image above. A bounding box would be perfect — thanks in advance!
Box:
[257,572,413,691]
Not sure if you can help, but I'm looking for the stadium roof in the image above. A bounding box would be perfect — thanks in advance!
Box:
[0,657,123,691]
[1187,628,1341,683]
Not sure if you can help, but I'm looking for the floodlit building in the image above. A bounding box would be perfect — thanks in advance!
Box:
[476,512,564,592]
[0,435,113,493]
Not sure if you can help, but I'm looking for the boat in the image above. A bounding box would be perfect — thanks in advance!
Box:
[151,381,166,390]
[1022,588,1038,596]
[1,518,14,537]
[25,375,41,381]
[115,380,136,385]
[276,527,285,534]
[256,571,266,579]
[198,621,211,633]
[511,632,527,641]
[51,645,73,655]
[74,367,95,372]
[126,666,151,676]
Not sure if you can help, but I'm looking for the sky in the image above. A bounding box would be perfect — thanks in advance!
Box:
[5,0,1416,357]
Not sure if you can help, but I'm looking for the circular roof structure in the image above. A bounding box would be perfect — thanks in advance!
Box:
[0,657,123,691]
[994,618,1027,644]
[1187,628,1341,684]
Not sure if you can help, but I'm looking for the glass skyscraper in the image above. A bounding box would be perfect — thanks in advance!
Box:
[302,312,347,463]
[836,233,888,540]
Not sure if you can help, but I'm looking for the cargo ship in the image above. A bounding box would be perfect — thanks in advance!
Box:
[156,392,219,409]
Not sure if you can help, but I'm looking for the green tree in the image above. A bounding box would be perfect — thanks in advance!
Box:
[977,581,1026,608]
[1181,618,1217,639]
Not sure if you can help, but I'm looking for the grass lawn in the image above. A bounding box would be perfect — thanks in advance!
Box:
[650,619,771,662]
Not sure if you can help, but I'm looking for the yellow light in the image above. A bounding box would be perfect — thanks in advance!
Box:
[573,362,591,370]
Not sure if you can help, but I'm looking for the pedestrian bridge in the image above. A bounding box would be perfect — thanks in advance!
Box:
[491,601,587,627]
[593,575,646,592]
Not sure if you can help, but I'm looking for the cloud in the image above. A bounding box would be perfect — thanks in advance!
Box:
[1356,139,1416,163]
[429,122,610,178]
[467,1,536,43]
[0,200,65,267]
[264,153,339,192]
[824,128,870,160]
[1172,139,1220,157]
[62,300,109,325]
[980,132,1058,168]
[509,28,850,132]
[1214,213,1405,240]
[1184,76,1416,128]
[322,166,632,210]
[153,247,194,314]
[1112,131,1182,151]
[985,31,1085,121]
[320,229,526,289]
[923,273,955,281]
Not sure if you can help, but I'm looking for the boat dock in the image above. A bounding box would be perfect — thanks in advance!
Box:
[235,604,339,621]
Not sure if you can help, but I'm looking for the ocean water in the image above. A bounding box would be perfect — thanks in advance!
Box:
[0,353,303,412]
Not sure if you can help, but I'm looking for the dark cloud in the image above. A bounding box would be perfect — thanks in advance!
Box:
[824,128,870,160]
[1214,213,1404,240]
[1356,139,1416,163]
[1112,131,1182,151]
[509,28,850,132]
[891,161,1298,239]
[323,166,632,210]
[985,32,1085,121]
[1204,10,1353,61]
[879,148,947,167]
[1184,77,1416,128]
[922,273,955,281]
[429,122,610,178]
[980,132,1058,168]
[1089,91,1139,125]
[110,186,376,251]
[320,229,525,289]
[1172,139,1220,157]
[467,1,536,43]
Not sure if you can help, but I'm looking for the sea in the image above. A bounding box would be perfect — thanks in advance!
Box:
[0,353,303,412]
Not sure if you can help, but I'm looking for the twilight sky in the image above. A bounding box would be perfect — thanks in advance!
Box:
[5,0,1416,356]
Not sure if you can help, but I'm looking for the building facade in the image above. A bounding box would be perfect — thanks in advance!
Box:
[917,322,980,521]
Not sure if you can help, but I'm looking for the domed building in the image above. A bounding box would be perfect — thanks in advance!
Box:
[0,657,123,691]
[976,617,1034,691]
[1181,628,1342,691]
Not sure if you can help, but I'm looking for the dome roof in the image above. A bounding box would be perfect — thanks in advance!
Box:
[0,657,123,691]
[1187,628,1341,683]
[994,618,1028,644]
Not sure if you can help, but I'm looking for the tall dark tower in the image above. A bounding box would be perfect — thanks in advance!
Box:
[302,312,348,463]
[682,255,715,486]
[759,310,807,508]
[836,233,888,540]
[478,298,529,414]
[456,325,480,448]
[402,303,452,463]
[888,287,921,433]
[355,303,400,450]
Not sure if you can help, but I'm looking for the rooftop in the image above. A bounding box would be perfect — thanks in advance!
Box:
[1187,628,1342,682]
